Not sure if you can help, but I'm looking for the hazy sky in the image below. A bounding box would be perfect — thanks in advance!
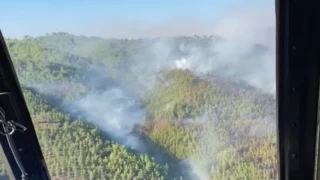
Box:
[0,0,273,38]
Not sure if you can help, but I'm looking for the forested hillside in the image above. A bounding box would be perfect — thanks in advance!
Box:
[0,33,277,180]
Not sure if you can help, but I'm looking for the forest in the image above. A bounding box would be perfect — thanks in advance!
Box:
[0,32,277,180]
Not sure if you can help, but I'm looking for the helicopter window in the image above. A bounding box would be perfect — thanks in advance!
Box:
[1,0,277,179]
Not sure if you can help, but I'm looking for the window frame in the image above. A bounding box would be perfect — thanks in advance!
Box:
[276,0,320,179]
[0,31,50,180]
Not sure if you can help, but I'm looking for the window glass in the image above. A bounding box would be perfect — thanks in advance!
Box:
[0,146,11,180]
[1,0,276,179]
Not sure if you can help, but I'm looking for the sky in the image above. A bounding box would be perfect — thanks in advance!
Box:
[0,0,273,39]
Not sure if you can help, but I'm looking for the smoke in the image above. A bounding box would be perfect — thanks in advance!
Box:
[18,1,275,179]
[184,159,210,180]
[126,38,275,96]
[63,3,275,178]
[122,1,276,94]
[171,2,275,180]
[210,1,275,93]
[181,115,276,180]
[212,1,275,46]
[188,130,221,180]
[170,40,275,92]
[70,88,146,150]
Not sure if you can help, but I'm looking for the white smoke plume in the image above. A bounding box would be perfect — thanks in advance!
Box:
[175,2,275,180]
[123,5,275,94]
[70,88,146,150]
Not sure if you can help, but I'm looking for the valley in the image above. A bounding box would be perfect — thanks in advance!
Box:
[0,33,277,180]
